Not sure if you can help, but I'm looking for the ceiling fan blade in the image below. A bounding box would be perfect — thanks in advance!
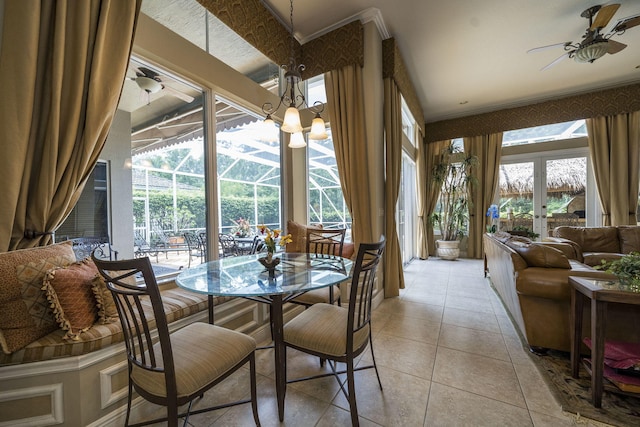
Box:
[162,85,195,103]
[607,39,627,54]
[527,42,571,54]
[590,3,620,30]
[540,52,570,71]
[612,15,640,32]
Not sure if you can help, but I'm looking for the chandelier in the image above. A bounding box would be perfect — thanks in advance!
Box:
[262,0,327,148]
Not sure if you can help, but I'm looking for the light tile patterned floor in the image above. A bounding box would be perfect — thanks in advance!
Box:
[141,257,612,426]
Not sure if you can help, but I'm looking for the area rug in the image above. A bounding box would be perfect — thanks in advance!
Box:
[531,349,640,426]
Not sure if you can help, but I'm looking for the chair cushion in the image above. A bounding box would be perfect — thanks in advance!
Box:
[283,304,370,357]
[41,259,99,340]
[0,241,76,354]
[291,285,340,305]
[131,322,256,399]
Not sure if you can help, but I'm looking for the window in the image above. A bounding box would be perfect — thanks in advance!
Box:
[308,129,351,233]
[216,97,282,234]
[502,120,587,147]
[56,161,109,240]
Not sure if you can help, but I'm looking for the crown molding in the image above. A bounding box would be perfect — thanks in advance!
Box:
[300,7,389,44]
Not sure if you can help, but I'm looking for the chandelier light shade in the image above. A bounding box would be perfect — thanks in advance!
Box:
[262,0,327,146]
[288,132,307,148]
[574,40,609,63]
[281,105,303,133]
[309,112,328,140]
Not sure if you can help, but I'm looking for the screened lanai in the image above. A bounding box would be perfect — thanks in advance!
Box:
[130,96,349,251]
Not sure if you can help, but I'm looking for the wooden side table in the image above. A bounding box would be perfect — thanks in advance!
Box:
[569,276,640,408]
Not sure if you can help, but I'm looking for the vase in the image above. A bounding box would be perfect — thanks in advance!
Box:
[258,252,280,278]
[436,240,460,260]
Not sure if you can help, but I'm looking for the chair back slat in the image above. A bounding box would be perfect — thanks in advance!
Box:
[306,228,346,257]
[347,238,385,349]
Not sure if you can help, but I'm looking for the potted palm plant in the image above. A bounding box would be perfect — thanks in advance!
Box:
[431,143,477,260]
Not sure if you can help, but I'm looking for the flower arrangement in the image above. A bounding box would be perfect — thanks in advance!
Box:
[486,204,499,233]
[231,218,253,238]
[258,225,292,254]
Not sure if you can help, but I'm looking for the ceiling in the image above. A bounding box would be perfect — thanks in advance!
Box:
[123,0,640,136]
[262,0,640,123]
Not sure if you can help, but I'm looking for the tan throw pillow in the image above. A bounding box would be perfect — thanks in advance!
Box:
[91,275,118,324]
[0,241,76,354]
[286,220,322,253]
[506,239,571,269]
[42,259,99,340]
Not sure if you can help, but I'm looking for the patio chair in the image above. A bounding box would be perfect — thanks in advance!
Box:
[219,233,239,257]
[282,237,386,427]
[92,255,260,427]
[183,231,205,267]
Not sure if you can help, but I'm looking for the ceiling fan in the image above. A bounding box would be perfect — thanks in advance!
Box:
[129,66,195,104]
[528,4,640,71]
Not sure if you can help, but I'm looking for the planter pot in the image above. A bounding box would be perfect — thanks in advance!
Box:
[436,240,460,260]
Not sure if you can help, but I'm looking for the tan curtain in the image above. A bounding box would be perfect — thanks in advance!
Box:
[382,78,404,297]
[325,65,374,248]
[416,135,429,259]
[423,140,451,256]
[464,133,503,258]
[0,0,141,251]
[587,112,640,226]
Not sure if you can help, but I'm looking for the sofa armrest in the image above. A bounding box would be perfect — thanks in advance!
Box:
[544,237,583,261]
[538,241,579,260]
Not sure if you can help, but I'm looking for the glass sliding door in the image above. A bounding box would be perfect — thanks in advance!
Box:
[398,152,417,264]
[499,150,590,239]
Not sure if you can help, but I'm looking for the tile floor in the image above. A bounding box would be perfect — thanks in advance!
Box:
[141,257,611,426]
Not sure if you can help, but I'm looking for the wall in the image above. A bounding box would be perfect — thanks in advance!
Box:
[100,109,134,258]
[363,22,385,241]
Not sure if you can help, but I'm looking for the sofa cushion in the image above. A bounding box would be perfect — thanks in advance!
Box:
[0,241,76,354]
[554,226,620,253]
[42,259,99,340]
[618,226,640,254]
[505,240,570,269]
[583,252,624,267]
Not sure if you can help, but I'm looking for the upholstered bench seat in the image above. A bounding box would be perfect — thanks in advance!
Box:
[0,285,227,366]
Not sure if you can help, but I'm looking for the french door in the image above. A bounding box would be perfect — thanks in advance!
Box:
[499,149,597,239]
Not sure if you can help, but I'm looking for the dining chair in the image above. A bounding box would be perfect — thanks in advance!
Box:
[282,237,386,427]
[92,255,260,427]
[290,228,347,307]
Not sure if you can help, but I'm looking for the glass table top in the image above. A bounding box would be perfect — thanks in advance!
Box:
[176,252,353,297]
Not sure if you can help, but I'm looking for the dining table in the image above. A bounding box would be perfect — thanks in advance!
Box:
[175,252,353,421]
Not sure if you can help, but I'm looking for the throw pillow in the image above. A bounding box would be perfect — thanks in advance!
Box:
[41,259,99,340]
[505,239,571,269]
[286,220,322,253]
[0,241,76,354]
[91,275,119,324]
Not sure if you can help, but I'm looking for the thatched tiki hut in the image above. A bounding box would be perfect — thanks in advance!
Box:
[499,158,587,226]
[499,158,586,198]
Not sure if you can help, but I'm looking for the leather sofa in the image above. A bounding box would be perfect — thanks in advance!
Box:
[547,225,640,267]
[484,232,640,353]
